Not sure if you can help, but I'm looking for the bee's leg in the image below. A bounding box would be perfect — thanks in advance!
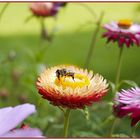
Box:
[72,76,75,82]
[58,76,60,81]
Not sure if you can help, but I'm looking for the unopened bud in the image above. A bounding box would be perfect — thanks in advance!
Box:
[18,95,28,104]
[0,88,9,100]
[11,69,22,84]
[8,50,16,61]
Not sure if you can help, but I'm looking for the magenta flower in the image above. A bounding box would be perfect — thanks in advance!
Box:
[114,87,140,126]
[103,20,140,48]
[0,103,42,137]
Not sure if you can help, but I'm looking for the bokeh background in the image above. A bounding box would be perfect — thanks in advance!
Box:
[0,2,140,137]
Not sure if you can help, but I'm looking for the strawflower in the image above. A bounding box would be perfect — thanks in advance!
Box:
[103,19,140,48]
[29,2,66,17]
[29,2,67,43]
[36,65,108,109]
[114,87,140,126]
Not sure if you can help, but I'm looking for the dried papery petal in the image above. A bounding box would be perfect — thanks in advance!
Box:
[36,65,108,109]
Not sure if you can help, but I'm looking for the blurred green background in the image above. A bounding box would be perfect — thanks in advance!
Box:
[0,2,140,137]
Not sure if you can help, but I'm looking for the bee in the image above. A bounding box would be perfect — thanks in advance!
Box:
[56,69,75,80]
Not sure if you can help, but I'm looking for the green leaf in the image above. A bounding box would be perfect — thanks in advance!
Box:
[100,115,114,127]
[112,133,129,138]
[109,81,116,93]
[118,80,138,89]
[72,131,100,137]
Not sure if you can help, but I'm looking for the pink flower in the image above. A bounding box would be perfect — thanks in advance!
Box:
[0,103,43,137]
[114,87,140,126]
[103,20,140,48]
[29,2,66,17]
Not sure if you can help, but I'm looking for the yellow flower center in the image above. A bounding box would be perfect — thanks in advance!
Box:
[117,19,132,29]
[55,73,90,89]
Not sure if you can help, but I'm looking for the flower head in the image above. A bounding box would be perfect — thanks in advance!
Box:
[103,19,140,48]
[36,65,108,109]
[0,103,42,137]
[29,2,66,17]
[114,87,140,126]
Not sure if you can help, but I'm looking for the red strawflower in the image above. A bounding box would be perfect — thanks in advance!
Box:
[36,65,108,109]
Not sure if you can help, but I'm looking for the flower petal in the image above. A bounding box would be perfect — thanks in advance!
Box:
[114,87,140,126]
[0,107,13,123]
[1,128,43,137]
[0,103,36,136]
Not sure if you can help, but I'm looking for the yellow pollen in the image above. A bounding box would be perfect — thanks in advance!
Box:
[55,73,90,89]
[118,19,132,29]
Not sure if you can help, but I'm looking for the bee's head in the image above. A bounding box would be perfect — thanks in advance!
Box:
[56,69,60,76]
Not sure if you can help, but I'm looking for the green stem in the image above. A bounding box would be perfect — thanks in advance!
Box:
[109,47,124,137]
[63,109,71,137]
[40,17,51,43]
[131,124,138,138]
[36,18,48,62]
[131,127,136,138]
[115,47,124,89]
[0,3,9,20]
[109,117,119,137]
[78,4,97,20]
[84,11,104,69]
[40,17,45,46]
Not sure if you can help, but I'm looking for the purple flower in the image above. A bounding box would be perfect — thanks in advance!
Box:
[0,103,43,137]
[114,87,140,126]
[102,20,140,48]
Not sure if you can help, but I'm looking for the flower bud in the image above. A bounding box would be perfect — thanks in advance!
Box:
[0,88,9,100]
[18,95,28,104]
